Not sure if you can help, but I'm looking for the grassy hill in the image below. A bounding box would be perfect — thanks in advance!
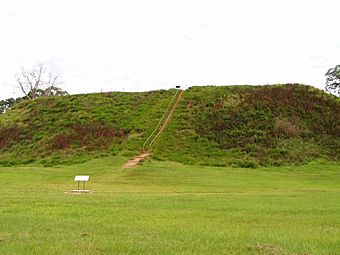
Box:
[0,84,339,167]
[0,90,177,165]
[1,84,340,254]
[155,84,340,167]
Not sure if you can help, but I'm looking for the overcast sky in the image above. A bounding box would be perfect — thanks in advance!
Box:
[1,0,339,100]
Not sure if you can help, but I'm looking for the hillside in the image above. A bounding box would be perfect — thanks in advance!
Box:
[0,90,177,165]
[0,84,339,167]
[155,84,340,167]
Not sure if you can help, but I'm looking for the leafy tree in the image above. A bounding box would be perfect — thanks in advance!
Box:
[325,65,340,96]
[27,86,68,98]
[0,98,16,114]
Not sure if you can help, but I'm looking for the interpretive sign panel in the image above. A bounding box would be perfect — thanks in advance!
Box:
[74,176,89,182]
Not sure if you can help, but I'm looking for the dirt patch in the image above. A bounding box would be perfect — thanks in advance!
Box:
[123,153,150,168]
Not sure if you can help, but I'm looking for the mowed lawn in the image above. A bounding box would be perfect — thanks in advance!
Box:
[0,158,339,255]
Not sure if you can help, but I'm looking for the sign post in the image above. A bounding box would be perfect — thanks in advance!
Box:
[72,176,91,193]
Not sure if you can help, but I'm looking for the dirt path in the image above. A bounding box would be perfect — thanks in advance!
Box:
[123,153,150,168]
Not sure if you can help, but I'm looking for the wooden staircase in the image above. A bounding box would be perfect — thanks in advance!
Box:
[123,89,183,168]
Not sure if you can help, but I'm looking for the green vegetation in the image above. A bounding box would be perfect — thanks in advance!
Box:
[325,64,340,95]
[155,84,340,167]
[0,98,18,114]
[0,90,177,165]
[1,85,339,254]
[0,84,339,167]
[0,158,339,254]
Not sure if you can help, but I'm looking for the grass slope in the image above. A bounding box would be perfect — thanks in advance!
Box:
[0,90,177,165]
[0,158,339,254]
[0,84,339,167]
[154,84,340,167]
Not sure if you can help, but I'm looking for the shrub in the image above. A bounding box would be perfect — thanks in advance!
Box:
[0,126,30,148]
[273,117,301,138]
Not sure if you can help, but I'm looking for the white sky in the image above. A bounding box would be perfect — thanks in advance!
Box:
[1,0,339,100]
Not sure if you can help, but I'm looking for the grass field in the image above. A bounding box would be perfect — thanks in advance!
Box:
[0,158,339,255]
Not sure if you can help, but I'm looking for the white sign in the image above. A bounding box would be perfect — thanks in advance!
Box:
[74,176,90,182]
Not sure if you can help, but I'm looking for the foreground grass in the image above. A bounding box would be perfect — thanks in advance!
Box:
[0,158,339,254]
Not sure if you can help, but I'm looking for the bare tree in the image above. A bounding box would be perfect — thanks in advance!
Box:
[16,64,67,99]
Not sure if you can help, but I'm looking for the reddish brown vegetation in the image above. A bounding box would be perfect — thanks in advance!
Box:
[189,85,339,163]
[273,117,301,138]
[240,85,339,136]
[0,126,30,148]
[50,122,128,151]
